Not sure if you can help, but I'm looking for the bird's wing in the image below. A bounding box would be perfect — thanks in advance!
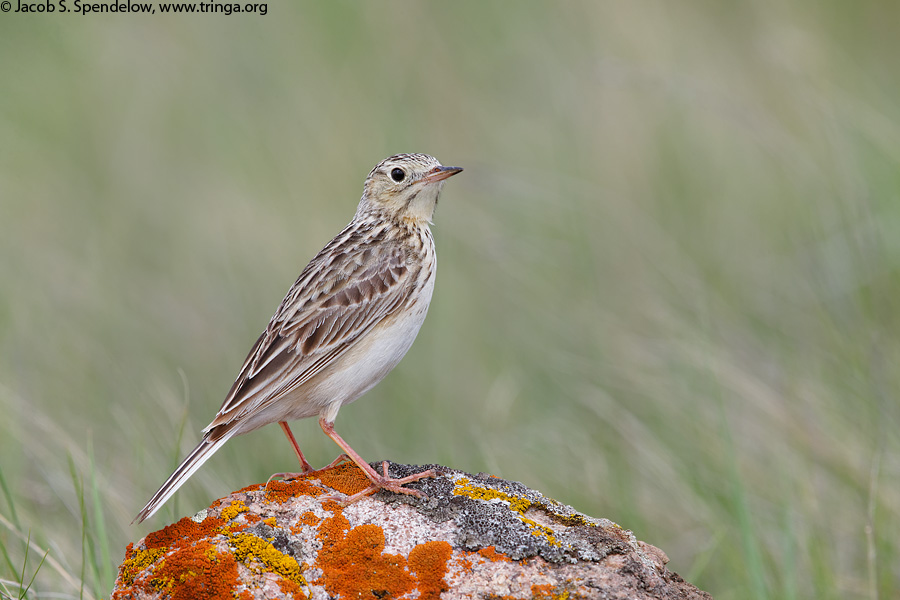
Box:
[205,229,414,433]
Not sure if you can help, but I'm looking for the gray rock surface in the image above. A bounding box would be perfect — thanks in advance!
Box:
[112,461,712,599]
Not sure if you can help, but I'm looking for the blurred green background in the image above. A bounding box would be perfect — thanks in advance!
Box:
[1,2,899,598]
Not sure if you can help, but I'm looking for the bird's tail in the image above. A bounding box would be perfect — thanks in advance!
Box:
[133,432,234,524]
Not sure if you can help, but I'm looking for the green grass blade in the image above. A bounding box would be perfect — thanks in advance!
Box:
[86,440,114,592]
[0,531,18,590]
[67,455,88,600]
[20,547,49,600]
[17,532,29,600]
[0,468,19,533]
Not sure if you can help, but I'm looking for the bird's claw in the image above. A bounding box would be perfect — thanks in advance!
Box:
[322,465,436,505]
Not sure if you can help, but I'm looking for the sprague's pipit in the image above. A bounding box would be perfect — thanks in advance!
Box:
[135,153,462,523]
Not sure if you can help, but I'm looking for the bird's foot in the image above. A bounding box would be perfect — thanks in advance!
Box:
[323,461,436,504]
[265,454,353,487]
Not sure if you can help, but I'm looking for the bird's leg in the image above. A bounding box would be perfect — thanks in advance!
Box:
[280,421,314,472]
[266,422,353,486]
[266,421,315,485]
[318,416,436,503]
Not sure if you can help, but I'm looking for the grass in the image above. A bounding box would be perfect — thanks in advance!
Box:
[0,527,47,600]
[1,2,899,598]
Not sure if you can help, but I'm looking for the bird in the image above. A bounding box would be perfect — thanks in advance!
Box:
[134,153,462,523]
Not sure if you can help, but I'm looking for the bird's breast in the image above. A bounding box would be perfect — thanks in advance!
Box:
[308,244,436,422]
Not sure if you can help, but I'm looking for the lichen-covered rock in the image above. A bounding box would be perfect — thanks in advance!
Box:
[112,462,712,599]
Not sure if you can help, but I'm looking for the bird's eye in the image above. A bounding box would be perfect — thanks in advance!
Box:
[390,168,406,182]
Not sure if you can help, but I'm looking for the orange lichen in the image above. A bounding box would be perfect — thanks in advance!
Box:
[302,511,321,526]
[452,554,473,572]
[263,477,326,503]
[290,510,323,534]
[300,511,321,525]
[235,482,266,494]
[150,539,239,600]
[408,541,452,600]
[118,469,468,598]
[314,503,453,599]
[314,461,372,496]
[278,577,306,597]
[143,515,226,549]
[116,494,316,599]
[113,538,241,600]
[316,509,414,597]
[226,522,249,534]
[477,546,510,562]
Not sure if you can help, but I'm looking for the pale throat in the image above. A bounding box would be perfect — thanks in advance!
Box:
[402,184,442,225]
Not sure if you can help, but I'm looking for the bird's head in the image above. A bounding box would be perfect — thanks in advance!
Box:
[359,153,463,225]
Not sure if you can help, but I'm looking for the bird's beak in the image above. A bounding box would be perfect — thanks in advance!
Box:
[423,165,463,184]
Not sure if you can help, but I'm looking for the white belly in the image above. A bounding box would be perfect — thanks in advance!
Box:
[303,273,434,423]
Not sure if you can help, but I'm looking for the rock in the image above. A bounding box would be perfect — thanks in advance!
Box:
[112,462,712,599]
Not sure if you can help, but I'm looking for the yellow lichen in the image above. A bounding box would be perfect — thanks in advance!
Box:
[228,532,307,588]
[119,546,167,586]
[148,566,174,593]
[452,478,560,546]
[263,517,277,528]
[204,545,218,562]
[452,478,532,513]
[519,516,559,544]
[220,500,249,522]
[531,583,572,599]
